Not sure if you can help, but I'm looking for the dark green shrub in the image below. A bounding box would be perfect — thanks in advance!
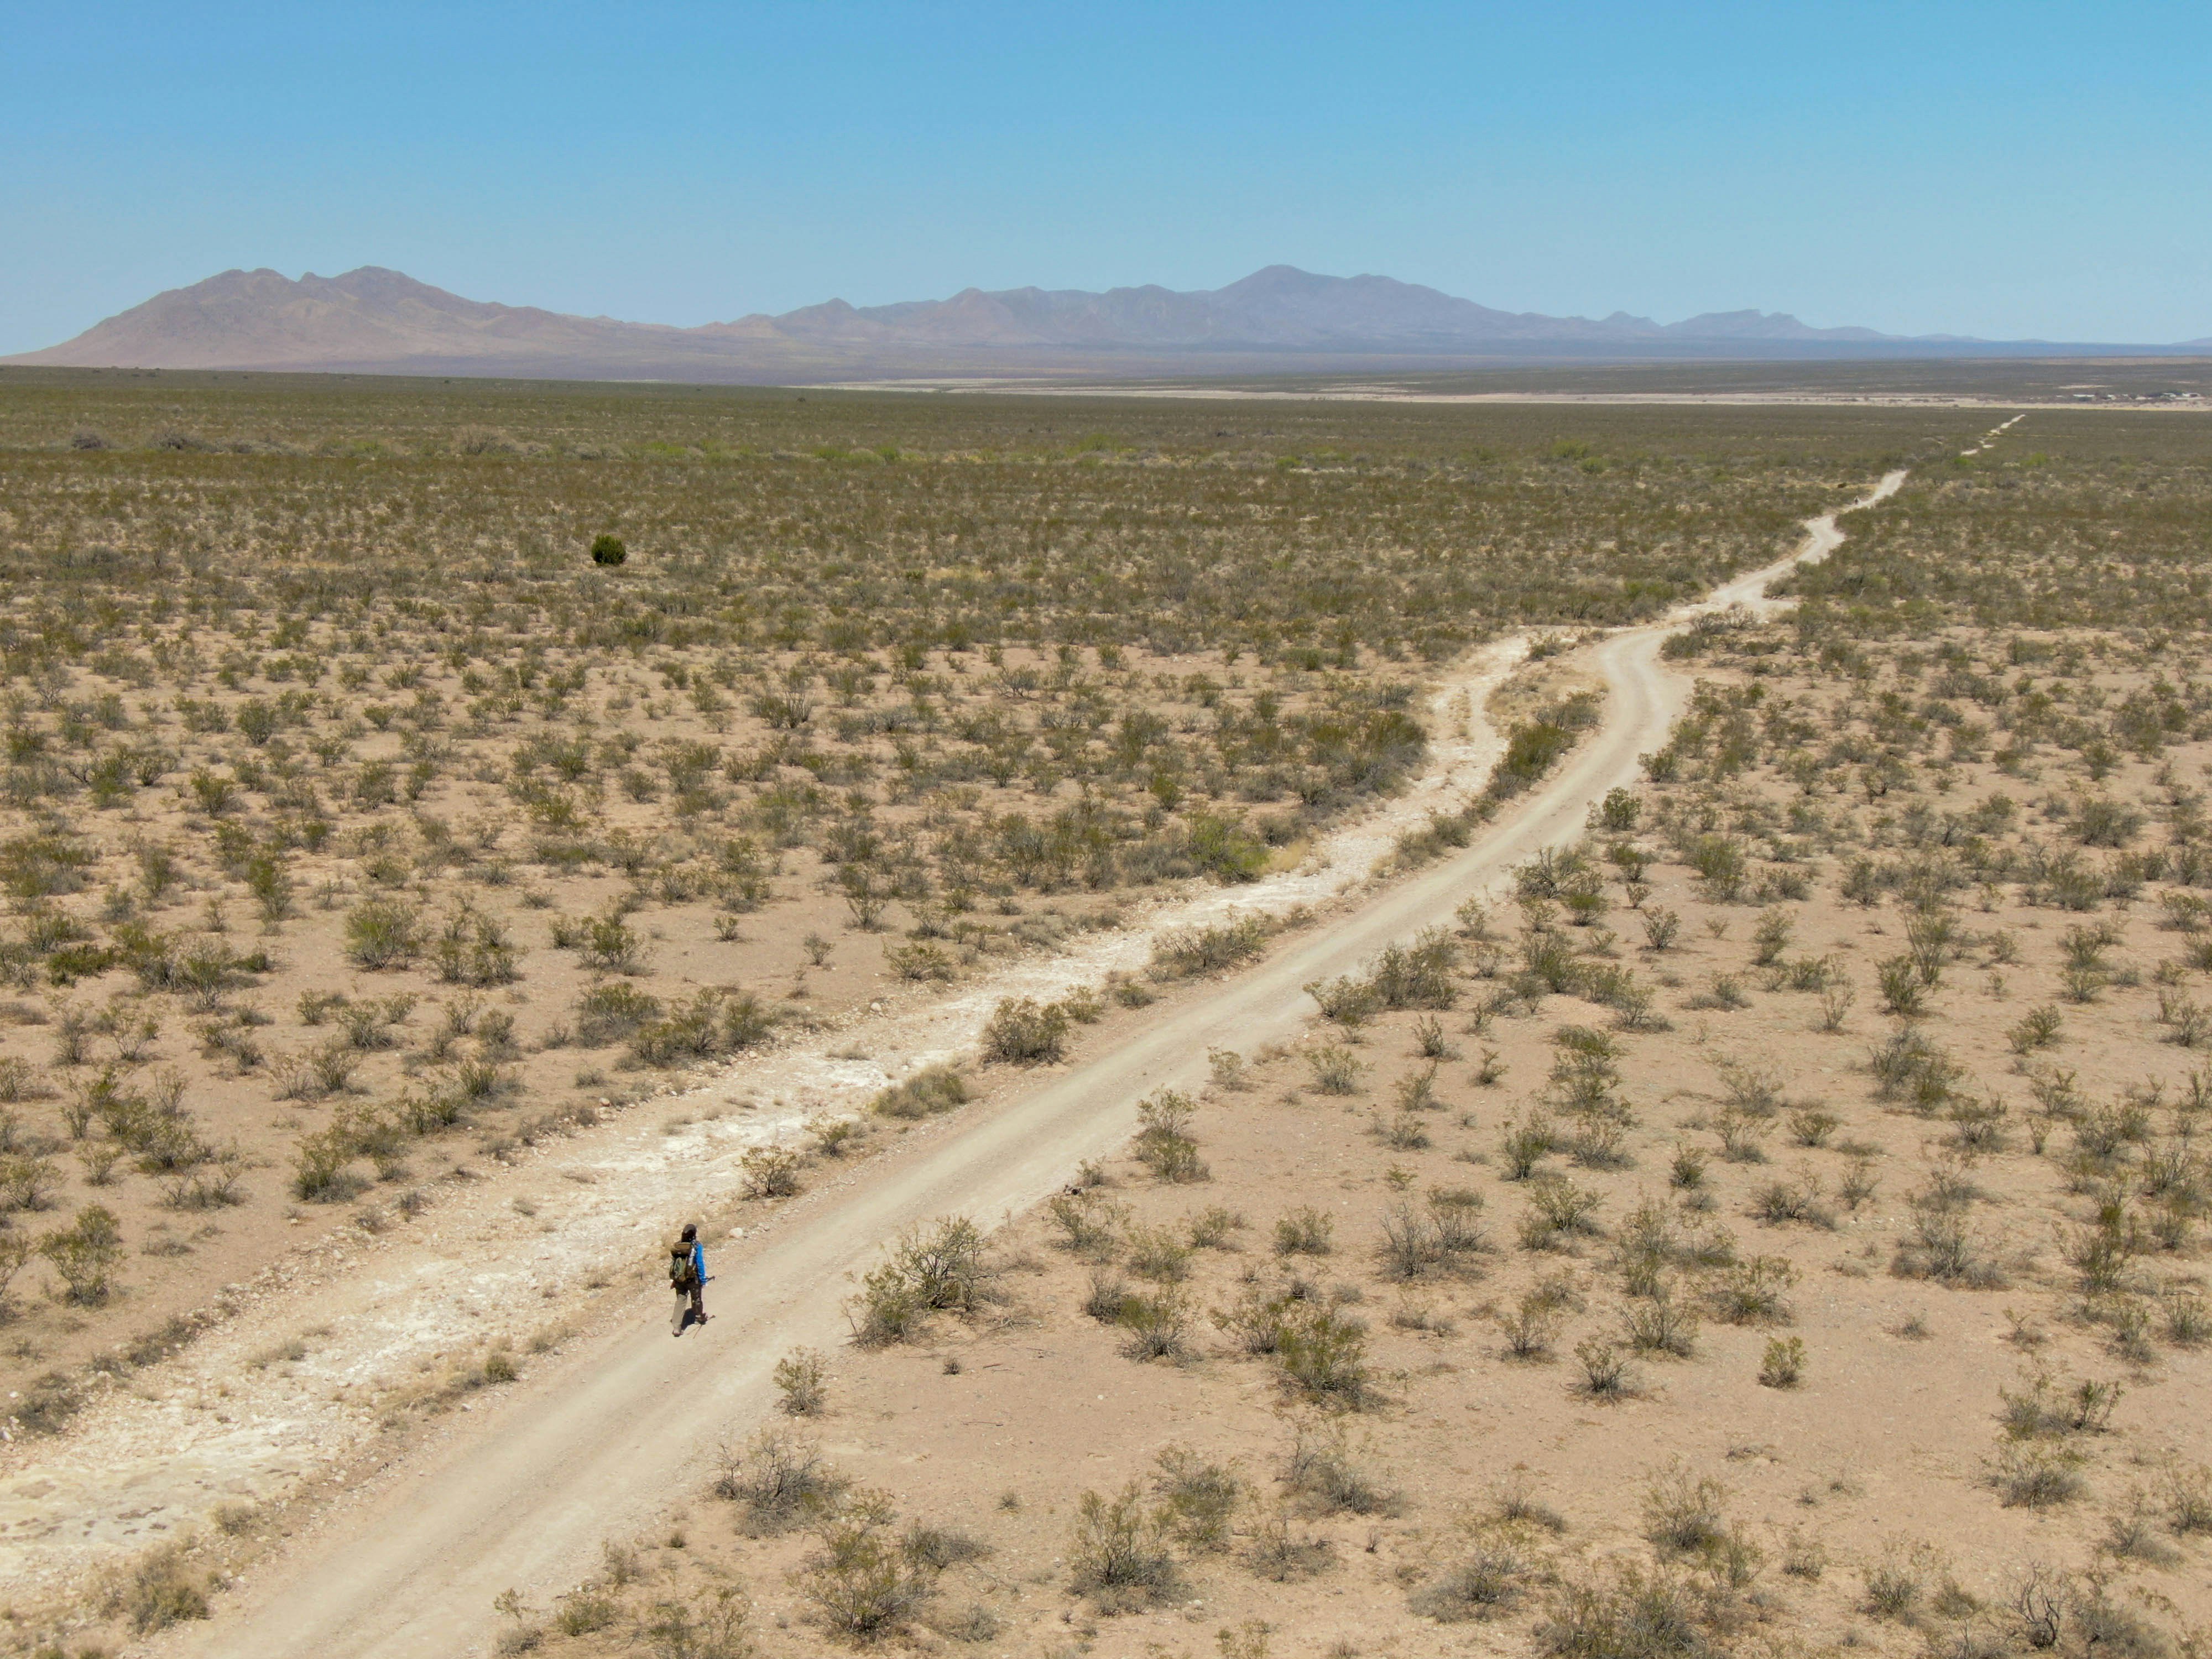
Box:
[291,1123,369,1202]
[117,1541,211,1632]
[40,1203,124,1302]
[1154,1446,1240,1550]
[713,1427,847,1535]
[343,898,420,969]
[1067,1481,1178,1612]
[1537,1566,1708,1659]
[796,1515,932,1637]
[575,981,661,1046]
[1134,1089,1208,1183]
[848,1216,993,1344]
[1151,915,1270,978]
[1274,1301,1372,1404]
[871,1065,969,1119]
[981,997,1068,1065]
[1185,812,1269,882]
[628,988,774,1067]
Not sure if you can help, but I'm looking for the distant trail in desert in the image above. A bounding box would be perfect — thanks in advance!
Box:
[153,457,1942,1659]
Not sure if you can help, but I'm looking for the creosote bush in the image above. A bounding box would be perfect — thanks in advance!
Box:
[639,1586,752,1659]
[738,1144,803,1199]
[1272,1300,1373,1404]
[980,997,1069,1065]
[1134,1088,1208,1183]
[1283,1425,1404,1516]
[1758,1335,1804,1388]
[628,987,774,1068]
[870,1064,968,1120]
[1152,915,1270,979]
[109,1538,212,1633]
[1154,1444,1240,1551]
[714,1426,849,1535]
[1411,1535,1531,1622]
[1067,1480,1180,1613]
[794,1507,937,1639]
[1537,1565,1718,1659]
[847,1214,994,1344]
[773,1346,828,1416]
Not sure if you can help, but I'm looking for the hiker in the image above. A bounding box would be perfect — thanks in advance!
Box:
[670,1222,706,1335]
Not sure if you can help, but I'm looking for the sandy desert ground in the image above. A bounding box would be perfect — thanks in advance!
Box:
[0,378,2204,1659]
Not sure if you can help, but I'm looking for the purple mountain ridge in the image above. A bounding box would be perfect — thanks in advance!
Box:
[6,264,2184,380]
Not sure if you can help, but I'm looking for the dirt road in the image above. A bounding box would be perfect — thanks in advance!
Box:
[164,474,1905,1658]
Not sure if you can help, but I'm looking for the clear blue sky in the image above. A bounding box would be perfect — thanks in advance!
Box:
[4,1,2208,353]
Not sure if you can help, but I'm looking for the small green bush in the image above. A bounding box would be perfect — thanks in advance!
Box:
[628,987,774,1067]
[1047,1190,1128,1259]
[574,980,662,1046]
[1151,915,1269,978]
[115,1540,211,1633]
[1272,1206,1334,1256]
[1282,1425,1402,1515]
[1118,1286,1193,1360]
[738,1144,802,1199]
[1411,1538,1530,1621]
[1185,812,1269,882]
[1154,1446,1240,1550]
[1134,1089,1208,1183]
[713,1427,847,1535]
[773,1347,828,1416]
[1537,1566,1708,1659]
[981,997,1068,1065]
[1067,1481,1178,1612]
[848,1215,993,1344]
[344,898,421,969]
[40,1203,124,1302]
[795,1515,932,1637]
[638,1588,750,1659]
[1273,1301,1372,1404]
[1758,1336,1806,1388]
[871,1065,968,1120]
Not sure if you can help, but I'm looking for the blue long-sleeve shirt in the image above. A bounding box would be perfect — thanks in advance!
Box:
[687,1241,706,1284]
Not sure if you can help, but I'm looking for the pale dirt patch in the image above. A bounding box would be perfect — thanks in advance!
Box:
[1486,650,1605,729]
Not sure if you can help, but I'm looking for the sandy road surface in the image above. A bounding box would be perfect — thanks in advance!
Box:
[1704,467,1907,616]
[153,473,1909,1658]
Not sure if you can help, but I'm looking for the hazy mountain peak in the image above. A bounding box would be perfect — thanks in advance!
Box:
[7,263,2131,380]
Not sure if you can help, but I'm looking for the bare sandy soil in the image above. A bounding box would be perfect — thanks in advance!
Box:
[20,413,2212,1659]
[0,638,1529,1601]
[466,413,2209,1659]
[0,469,1896,1655]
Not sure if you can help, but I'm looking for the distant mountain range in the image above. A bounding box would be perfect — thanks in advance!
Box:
[6,265,2199,382]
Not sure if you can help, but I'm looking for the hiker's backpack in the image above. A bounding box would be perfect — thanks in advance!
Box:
[670,1244,698,1290]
